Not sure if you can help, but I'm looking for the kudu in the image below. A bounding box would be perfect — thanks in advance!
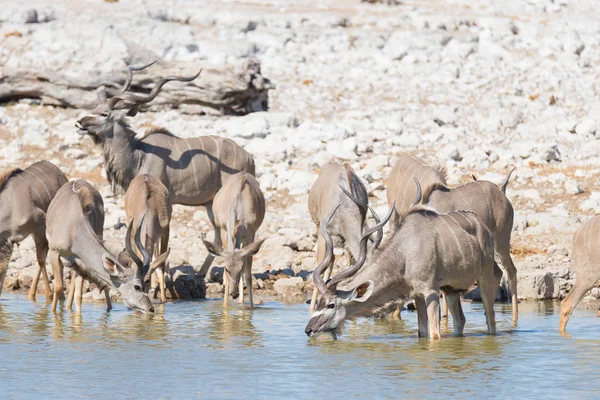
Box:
[0,161,67,300]
[46,179,154,314]
[306,180,501,340]
[559,215,600,332]
[307,160,382,312]
[203,172,265,308]
[123,174,172,303]
[386,155,518,322]
[76,63,256,277]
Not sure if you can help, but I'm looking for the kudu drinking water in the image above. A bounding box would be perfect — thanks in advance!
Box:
[559,215,600,332]
[76,63,256,277]
[307,160,382,312]
[306,180,501,340]
[387,155,518,322]
[123,174,172,303]
[203,172,265,308]
[0,161,67,300]
[46,179,154,314]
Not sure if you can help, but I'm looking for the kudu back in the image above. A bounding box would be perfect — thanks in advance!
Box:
[306,180,501,340]
[0,161,67,300]
[386,155,518,321]
[46,179,154,314]
[203,172,266,308]
[559,215,600,332]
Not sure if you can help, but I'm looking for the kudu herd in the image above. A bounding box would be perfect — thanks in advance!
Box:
[1,60,599,340]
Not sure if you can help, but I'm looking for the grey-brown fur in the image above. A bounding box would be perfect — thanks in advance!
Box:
[307,160,370,312]
[203,172,266,308]
[0,161,67,300]
[387,155,518,321]
[76,65,256,277]
[559,215,600,332]
[306,181,501,340]
[124,174,172,303]
[46,179,154,314]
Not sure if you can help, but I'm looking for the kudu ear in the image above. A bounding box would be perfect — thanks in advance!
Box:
[240,238,266,258]
[203,240,224,257]
[337,280,374,303]
[103,255,127,285]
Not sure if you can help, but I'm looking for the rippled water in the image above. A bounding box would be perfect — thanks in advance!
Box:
[1,293,599,399]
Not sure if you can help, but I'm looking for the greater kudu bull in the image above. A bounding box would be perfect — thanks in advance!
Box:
[559,215,600,332]
[76,64,256,276]
[203,172,265,308]
[123,174,172,303]
[307,160,382,312]
[46,179,154,314]
[0,161,67,300]
[306,180,501,340]
[387,155,518,321]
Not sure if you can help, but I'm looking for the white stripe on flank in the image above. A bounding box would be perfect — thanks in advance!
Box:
[200,137,210,173]
[14,174,43,203]
[24,165,52,200]
[424,215,447,267]
[184,138,200,193]
[448,212,475,260]
[172,136,184,189]
[439,214,467,270]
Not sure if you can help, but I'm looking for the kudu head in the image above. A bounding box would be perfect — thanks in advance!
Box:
[305,198,395,339]
[118,216,170,295]
[203,238,266,299]
[76,61,201,144]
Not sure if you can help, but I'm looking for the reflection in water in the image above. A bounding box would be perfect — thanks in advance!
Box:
[0,294,599,398]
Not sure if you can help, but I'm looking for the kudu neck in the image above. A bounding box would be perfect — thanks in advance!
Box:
[70,222,115,291]
[103,121,141,193]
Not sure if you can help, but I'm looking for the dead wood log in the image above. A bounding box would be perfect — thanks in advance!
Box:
[0,58,272,115]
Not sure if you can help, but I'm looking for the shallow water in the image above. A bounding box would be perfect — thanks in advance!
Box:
[0,293,599,399]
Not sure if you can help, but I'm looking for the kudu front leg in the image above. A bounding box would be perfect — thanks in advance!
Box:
[50,250,65,313]
[425,291,441,340]
[414,295,428,338]
[30,232,52,301]
[223,272,229,308]
[497,245,519,322]
[199,202,221,279]
[0,242,13,298]
[444,292,466,336]
[66,270,76,311]
[309,236,327,313]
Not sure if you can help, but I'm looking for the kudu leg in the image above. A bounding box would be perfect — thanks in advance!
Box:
[50,250,64,313]
[392,301,404,319]
[414,295,428,338]
[30,232,51,301]
[104,289,112,311]
[0,244,13,298]
[441,291,449,319]
[309,237,327,313]
[497,245,519,322]
[425,291,441,340]
[74,274,84,314]
[244,248,254,308]
[199,203,221,279]
[478,263,500,335]
[223,272,229,308]
[66,270,76,311]
[559,280,594,332]
[445,292,466,336]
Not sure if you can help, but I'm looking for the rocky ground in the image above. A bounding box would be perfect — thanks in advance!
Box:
[1,0,600,306]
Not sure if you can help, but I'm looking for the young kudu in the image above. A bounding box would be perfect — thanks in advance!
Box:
[203,172,266,308]
[123,174,172,303]
[559,215,600,332]
[307,160,382,312]
[386,155,518,322]
[0,161,67,300]
[46,179,154,314]
[76,64,256,277]
[306,180,501,340]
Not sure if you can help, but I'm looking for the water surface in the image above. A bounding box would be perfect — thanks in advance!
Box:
[1,293,599,399]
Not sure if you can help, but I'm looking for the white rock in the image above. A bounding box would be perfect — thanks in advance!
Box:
[564,179,584,195]
[575,120,596,136]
